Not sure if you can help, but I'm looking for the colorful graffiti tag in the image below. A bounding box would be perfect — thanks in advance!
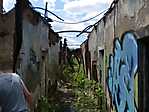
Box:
[107,32,138,112]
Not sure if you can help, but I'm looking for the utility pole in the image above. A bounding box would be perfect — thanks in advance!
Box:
[44,2,48,18]
[59,41,62,64]
[13,0,23,72]
[63,38,67,64]
[0,0,3,13]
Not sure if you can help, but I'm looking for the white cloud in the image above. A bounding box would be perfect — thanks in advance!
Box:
[64,0,112,13]
[31,0,39,2]
[63,23,85,31]
[3,0,16,12]
[4,0,113,48]
[48,0,113,48]
[67,38,79,44]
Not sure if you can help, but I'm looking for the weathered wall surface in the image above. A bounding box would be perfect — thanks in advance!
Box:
[48,43,59,83]
[48,30,60,87]
[0,10,15,71]
[17,8,61,108]
[21,14,48,104]
[0,1,61,111]
[16,8,50,107]
[82,0,149,111]
[80,40,87,75]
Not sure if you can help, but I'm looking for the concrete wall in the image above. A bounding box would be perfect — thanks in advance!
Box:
[16,7,60,108]
[16,8,49,106]
[0,10,15,71]
[0,1,61,110]
[81,0,149,111]
[80,40,87,75]
[48,43,59,84]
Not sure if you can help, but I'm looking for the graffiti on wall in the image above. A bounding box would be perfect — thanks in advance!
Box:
[107,32,138,112]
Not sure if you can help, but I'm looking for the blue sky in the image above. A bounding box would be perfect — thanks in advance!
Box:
[3,0,112,48]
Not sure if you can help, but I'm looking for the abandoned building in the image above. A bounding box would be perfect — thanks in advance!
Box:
[80,0,149,112]
[0,0,62,109]
[0,0,149,111]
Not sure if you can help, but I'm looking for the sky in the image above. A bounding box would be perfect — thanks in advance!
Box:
[3,0,113,48]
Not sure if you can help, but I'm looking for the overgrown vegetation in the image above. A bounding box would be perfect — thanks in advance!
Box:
[36,95,72,112]
[72,69,106,112]
[36,57,106,112]
[68,58,106,112]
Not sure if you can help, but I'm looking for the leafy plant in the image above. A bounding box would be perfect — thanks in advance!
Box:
[66,58,107,112]
[36,96,50,112]
[36,56,106,112]
[72,69,106,112]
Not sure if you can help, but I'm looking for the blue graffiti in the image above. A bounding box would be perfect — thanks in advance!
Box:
[107,32,138,112]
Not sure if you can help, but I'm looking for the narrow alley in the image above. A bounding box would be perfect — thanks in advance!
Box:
[0,0,149,112]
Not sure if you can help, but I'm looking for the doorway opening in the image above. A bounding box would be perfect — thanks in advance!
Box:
[138,37,149,112]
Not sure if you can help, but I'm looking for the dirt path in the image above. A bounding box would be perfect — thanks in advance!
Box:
[48,82,75,112]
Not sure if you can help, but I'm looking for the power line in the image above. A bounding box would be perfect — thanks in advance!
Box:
[67,44,81,46]
[52,9,108,24]
[76,0,120,37]
[34,7,108,24]
[32,7,64,21]
[62,36,77,38]
[62,35,87,38]
[32,2,115,38]
[56,30,90,33]
[76,24,94,37]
